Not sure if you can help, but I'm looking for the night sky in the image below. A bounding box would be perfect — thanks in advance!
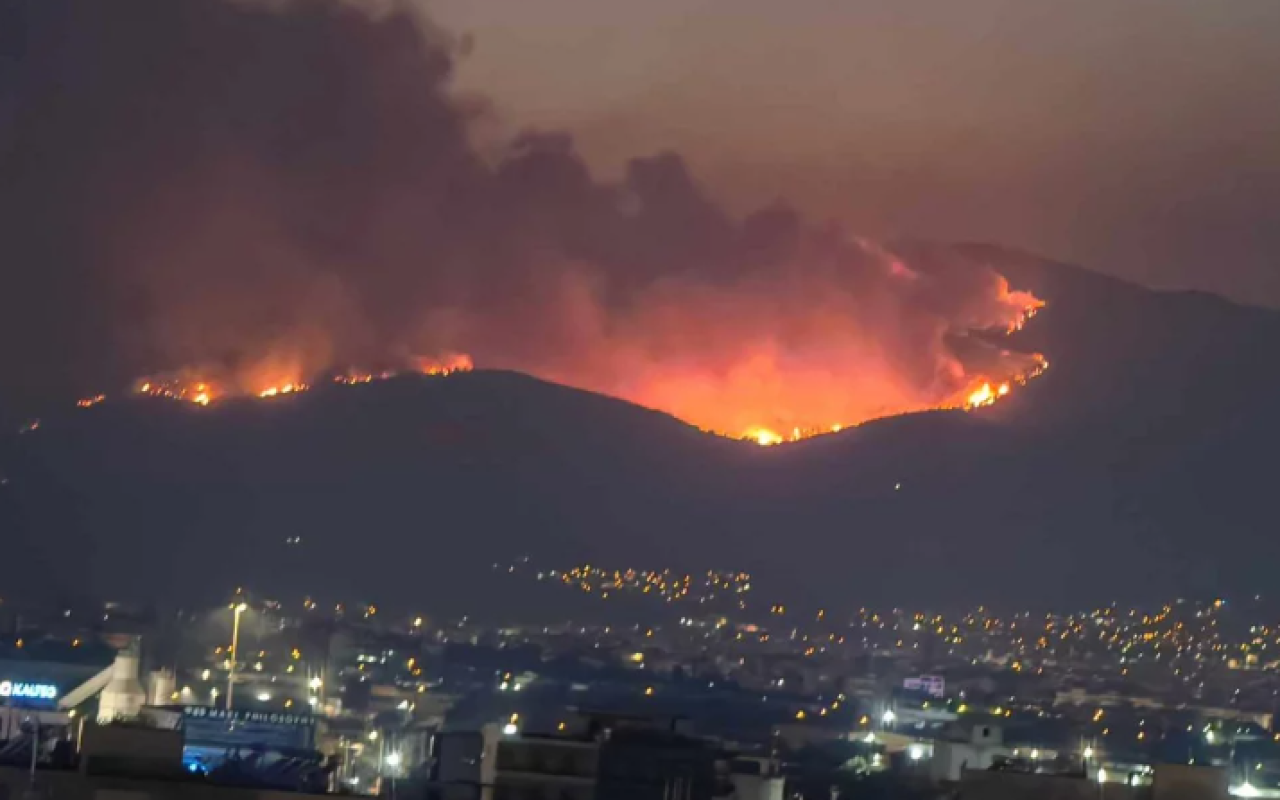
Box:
[435,0,1280,305]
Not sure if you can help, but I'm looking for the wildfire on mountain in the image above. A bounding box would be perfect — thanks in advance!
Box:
[124,354,476,410]
[6,0,1054,446]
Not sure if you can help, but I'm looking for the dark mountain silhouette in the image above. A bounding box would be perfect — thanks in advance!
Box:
[3,247,1279,616]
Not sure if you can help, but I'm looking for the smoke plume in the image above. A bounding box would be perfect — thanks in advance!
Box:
[0,0,1041,437]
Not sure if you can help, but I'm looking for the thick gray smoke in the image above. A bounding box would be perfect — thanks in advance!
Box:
[0,0,1040,435]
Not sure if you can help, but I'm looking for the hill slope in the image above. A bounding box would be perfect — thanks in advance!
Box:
[3,247,1280,614]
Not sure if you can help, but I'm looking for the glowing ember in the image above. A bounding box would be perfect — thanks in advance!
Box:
[334,371,395,385]
[76,395,105,408]
[258,383,307,398]
[966,383,996,408]
[412,353,474,376]
[136,377,222,406]
[746,428,785,447]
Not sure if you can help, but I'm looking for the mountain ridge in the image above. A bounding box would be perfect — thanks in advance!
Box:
[3,248,1279,615]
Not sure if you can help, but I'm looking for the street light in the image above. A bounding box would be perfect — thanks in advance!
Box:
[385,752,402,769]
[227,602,248,712]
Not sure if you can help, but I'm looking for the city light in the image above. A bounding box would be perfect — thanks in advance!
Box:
[881,709,896,725]
[1097,769,1108,784]
[256,692,271,702]
[502,723,518,736]
[908,744,925,761]
[385,752,402,768]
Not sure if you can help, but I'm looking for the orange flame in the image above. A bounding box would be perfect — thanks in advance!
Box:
[129,354,475,409]
[112,288,1044,446]
[716,301,1048,444]
[135,376,222,406]
[258,382,308,398]
[412,353,474,376]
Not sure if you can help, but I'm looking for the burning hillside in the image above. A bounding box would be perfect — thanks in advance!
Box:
[125,353,475,407]
[3,0,1047,444]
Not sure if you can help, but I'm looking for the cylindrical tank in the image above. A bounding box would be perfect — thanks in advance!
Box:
[148,668,176,706]
[98,648,146,723]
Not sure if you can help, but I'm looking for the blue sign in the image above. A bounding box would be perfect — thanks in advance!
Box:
[0,681,58,701]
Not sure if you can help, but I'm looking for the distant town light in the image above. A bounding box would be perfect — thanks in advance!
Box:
[502,723,518,736]
[256,692,271,702]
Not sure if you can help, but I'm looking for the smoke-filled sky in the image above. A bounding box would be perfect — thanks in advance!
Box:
[434,0,1280,303]
[0,0,1273,432]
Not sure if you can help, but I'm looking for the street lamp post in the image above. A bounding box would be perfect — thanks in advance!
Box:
[227,603,247,713]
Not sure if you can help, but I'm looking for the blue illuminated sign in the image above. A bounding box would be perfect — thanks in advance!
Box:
[0,681,58,701]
